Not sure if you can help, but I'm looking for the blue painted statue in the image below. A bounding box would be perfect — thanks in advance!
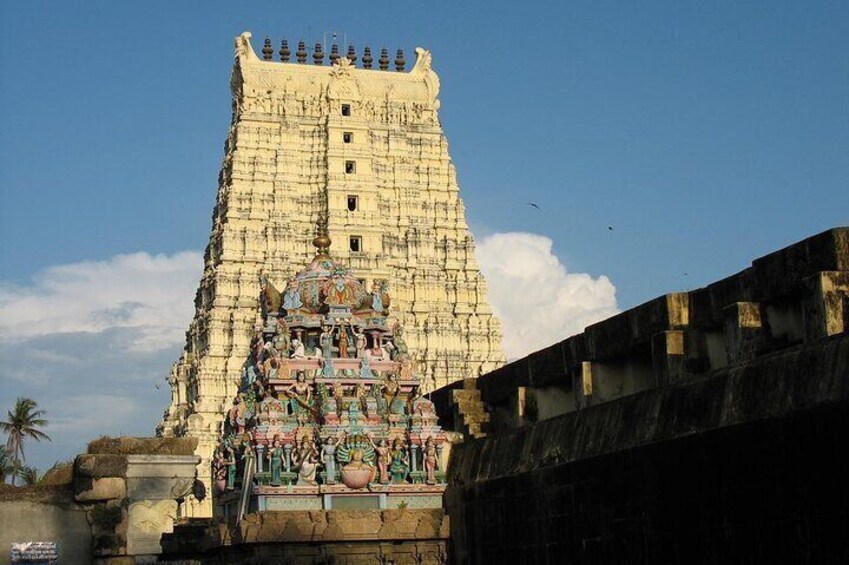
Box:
[371,280,384,312]
[282,280,302,310]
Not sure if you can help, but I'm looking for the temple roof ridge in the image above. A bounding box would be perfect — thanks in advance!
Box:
[235,32,435,80]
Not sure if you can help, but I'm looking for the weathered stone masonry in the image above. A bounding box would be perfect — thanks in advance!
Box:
[436,227,849,564]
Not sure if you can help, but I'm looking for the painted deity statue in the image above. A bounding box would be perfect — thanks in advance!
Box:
[338,324,349,358]
[324,270,353,305]
[285,371,311,421]
[389,438,409,484]
[268,439,284,486]
[273,318,291,356]
[391,321,410,361]
[333,384,345,417]
[371,280,384,312]
[372,384,389,416]
[293,435,319,485]
[368,435,391,484]
[240,363,259,391]
[320,325,335,377]
[354,383,368,415]
[360,351,372,379]
[322,434,344,485]
[353,326,367,358]
[260,272,282,316]
[290,339,305,359]
[263,355,281,380]
[228,398,247,434]
[225,446,237,490]
[381,373,404,415]
[423,437,439,485]
[212,451,228,493]
[282,279,302,310]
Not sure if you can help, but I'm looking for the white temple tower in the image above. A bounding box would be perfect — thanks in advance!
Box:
[159,33,504,515]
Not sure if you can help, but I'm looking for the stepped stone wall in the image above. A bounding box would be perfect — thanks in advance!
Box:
[158,32,505,516]
[435,227,849,564]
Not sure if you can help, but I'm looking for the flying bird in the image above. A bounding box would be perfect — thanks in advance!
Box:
[525,202,540,209]
[607,226,614,231]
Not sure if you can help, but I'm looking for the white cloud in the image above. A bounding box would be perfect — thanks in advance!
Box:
[0,240,614,470]
[0,251,203,470]
[0,251,203,352]
[476,232,619,360]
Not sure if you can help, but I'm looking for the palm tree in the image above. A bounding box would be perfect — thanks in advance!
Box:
[0,446,15,484]
[17,465,40,486]
[0,398,50,486]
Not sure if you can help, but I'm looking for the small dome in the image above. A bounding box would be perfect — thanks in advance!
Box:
[289,257,368,313]
[280,217,368,314]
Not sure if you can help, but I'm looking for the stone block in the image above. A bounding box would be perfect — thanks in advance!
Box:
[724,301,764,363]
[75,454,128,478]
[126,499,178,556]
[87,436,199,456]
[94,556,136,565]
[75,477,126,502]
[126,476,194,500]
[325,510,384,539]
[652,330,687,386]
[93,532,124,555]
[803,271,849,340]
[125,454,199,500]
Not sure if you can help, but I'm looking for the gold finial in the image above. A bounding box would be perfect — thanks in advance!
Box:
[312,214,332,257]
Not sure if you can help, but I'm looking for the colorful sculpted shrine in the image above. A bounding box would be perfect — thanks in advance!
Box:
[214,219,447,514]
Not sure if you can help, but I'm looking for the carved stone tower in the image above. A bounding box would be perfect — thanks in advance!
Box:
[159,32,504,516]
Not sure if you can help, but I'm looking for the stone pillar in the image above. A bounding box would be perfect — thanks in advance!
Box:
[73,441,200,565]
[723,302,764,364]
[284,444,293,472]
[256,445,265,473]
[410,444,419,473]
[803,272,849,341]
[124,455,201,560]
[652,330,686,386]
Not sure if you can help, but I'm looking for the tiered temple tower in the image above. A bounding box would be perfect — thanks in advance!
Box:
[159,32,504,516]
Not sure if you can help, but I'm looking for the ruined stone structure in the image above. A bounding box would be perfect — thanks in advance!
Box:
[0,438,200,565]
[433,227,849,563]
[158,32,504,516]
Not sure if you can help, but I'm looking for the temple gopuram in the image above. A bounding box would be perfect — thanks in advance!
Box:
[214,218,446,516]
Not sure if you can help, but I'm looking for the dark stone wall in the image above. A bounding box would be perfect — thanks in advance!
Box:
[445,335,849,564]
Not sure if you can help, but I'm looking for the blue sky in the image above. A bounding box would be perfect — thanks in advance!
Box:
[0,1,847,471]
